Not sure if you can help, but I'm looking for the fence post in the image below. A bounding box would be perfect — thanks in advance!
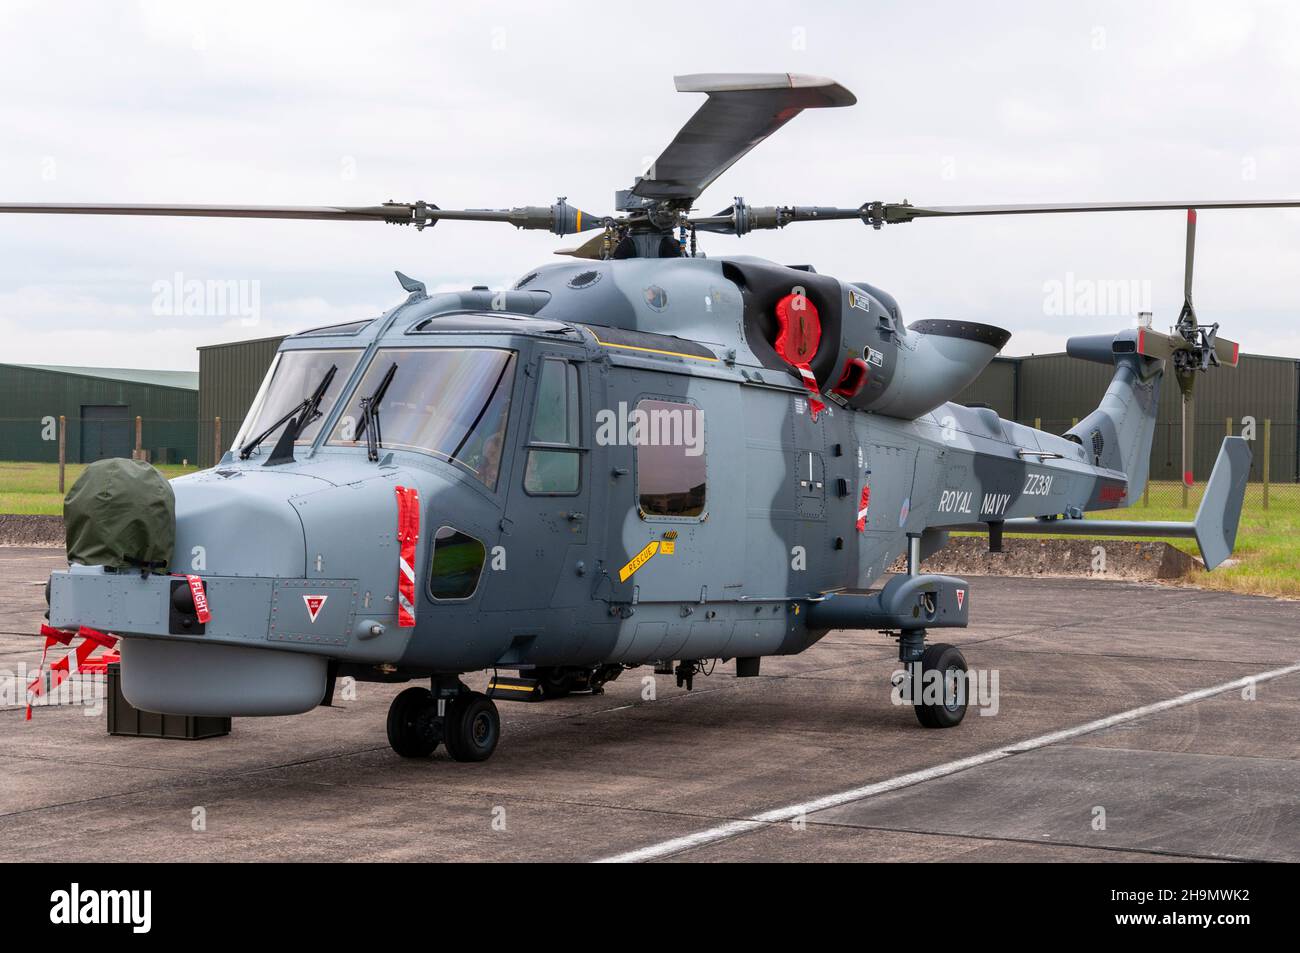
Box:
[1262,418,1271,511]
[214,416,222,466]
[58,415,66,494]
[1034,417,1041,431]
[134,415,143,461]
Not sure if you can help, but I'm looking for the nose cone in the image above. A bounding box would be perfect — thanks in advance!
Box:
[171,469,325,576]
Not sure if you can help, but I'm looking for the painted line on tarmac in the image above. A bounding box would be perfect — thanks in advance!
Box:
[596,660,1300,863]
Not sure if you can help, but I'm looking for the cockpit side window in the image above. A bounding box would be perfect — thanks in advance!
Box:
[428,526,487,600]
[523,357,582,495]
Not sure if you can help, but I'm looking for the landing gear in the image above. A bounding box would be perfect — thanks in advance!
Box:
[443,692,500,762]
[386,687,440,758]
[529,664,623,698]
[532,666,577,699]
[912,642,969,729]
[385,680,501,762]
[891,628,969,729]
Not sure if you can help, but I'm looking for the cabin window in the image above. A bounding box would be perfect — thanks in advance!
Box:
[635,398,706,518]
[523,357,582,495]
[428,526,486,600]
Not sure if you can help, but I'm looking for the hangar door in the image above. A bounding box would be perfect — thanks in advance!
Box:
[80,405,131,462]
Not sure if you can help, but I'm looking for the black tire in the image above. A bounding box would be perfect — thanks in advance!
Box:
[387,687,439,757]
[533,666,575,699]
[913,643,969,729]
[444,692,500,762]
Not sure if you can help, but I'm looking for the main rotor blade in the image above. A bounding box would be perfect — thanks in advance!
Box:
[0,199,605,235]
[0,202,415,221]
[872,197,1300,225]
[630,73,855,203]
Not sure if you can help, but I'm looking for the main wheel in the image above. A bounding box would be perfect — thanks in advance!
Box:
[913,643,969,729]
[532,666,576,699]
[443,692,501,762]
[387,687,440,757]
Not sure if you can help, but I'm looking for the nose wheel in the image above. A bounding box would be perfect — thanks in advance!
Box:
[385,681,501,762]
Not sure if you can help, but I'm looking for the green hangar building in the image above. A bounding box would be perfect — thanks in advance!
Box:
[0,363,199,464]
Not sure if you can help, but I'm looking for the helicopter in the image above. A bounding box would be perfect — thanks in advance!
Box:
[9,72,1287,762]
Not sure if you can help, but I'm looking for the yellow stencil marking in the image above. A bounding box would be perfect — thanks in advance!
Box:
[660,540,675,556]
[619,541,661,582]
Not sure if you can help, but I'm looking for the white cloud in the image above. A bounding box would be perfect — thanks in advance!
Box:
[0,0,1298,366]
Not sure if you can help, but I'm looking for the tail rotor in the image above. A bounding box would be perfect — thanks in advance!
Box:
[1170,208,1240,497]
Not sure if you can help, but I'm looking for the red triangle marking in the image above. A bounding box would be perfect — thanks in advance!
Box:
[303,594,328,623]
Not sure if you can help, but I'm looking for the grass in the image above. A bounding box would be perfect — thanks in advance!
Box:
[1091,481,1300,598]
[2,464,1297,597]
[0,461,198,515]
[958,480,1300,598]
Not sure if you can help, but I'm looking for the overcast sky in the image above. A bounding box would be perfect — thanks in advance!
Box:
[1,0,1297,370]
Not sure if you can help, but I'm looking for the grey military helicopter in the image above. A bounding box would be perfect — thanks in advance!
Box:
[8,73,1287,761]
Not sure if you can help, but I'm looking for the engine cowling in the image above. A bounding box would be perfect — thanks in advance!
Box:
[722,260,1010,421]
[829,284,1011,419]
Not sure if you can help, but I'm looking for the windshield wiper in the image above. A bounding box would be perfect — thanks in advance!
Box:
[354,362,398,462]
[239,364,338,465]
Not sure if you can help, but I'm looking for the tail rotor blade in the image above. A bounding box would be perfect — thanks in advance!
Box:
[1184,208,1197,310]
[1214,335,1241,368]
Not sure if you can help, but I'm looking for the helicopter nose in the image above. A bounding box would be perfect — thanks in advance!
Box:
[171,470,318,576]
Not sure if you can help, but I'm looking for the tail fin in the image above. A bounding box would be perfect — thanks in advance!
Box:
[1065,329,1164,500]
[1193,436,1251,569]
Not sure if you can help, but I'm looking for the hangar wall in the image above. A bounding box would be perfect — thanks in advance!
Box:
[955,352,1300,482]
[0,364,198,464]
[197,335,285,467]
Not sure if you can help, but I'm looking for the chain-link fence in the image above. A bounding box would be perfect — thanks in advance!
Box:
[0,415,201,467]
[1,416,202,507]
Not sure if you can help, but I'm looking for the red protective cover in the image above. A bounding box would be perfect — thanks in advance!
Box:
[774,293,826,419]
[395,485,420,628]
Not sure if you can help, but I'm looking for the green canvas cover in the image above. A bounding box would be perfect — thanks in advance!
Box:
[65,459,176,571]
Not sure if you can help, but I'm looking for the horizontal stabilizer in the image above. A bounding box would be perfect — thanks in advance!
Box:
[957,437,1251,570]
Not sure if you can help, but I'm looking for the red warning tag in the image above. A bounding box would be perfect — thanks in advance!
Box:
[186,574,211,624]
